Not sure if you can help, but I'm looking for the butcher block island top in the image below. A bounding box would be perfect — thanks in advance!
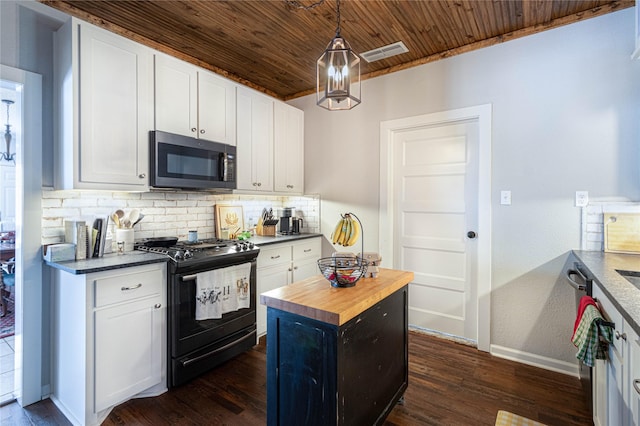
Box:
[260,268,414,326]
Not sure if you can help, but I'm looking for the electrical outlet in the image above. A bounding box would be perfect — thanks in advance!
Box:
[575,191,589,207]
[500,191,511,205]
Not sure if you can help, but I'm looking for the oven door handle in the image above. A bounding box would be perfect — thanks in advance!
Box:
[180,331,255,367]
[182,274,197,282]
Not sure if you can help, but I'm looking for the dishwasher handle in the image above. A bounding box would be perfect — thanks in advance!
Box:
[566,269,587,292]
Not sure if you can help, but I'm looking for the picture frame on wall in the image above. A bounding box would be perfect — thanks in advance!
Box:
[215,204,244,239]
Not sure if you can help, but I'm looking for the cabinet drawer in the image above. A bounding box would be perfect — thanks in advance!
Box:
[293,239,321,261]
[95,268,163,307]
[258,245,291,269]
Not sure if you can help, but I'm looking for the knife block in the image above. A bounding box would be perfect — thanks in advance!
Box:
[256,218,276,236]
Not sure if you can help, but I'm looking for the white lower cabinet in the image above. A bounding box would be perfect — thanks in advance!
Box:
[592,284,636,426]
[51,263,167,425]
[629,326,640,425]
[256,237,321,337]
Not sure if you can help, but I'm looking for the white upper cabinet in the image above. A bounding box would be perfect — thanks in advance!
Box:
[236,87,274,191]
[274,102,304,194]
[154,53,236,145]
[54,18,153,191]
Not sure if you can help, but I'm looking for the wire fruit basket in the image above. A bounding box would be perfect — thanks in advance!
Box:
[317,256,368,288]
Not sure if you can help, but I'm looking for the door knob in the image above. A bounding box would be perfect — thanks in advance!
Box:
[467,231,477,239]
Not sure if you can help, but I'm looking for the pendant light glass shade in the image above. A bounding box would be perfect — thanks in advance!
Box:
[316,0,361,110]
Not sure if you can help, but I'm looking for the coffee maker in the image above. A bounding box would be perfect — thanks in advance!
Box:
[279,207,301,235]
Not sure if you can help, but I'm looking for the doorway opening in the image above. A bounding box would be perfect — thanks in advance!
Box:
[0,81,19,405]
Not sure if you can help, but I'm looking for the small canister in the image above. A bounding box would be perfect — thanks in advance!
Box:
[188,230,198,243]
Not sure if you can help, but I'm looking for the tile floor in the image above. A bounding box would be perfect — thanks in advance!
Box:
[0,335,15,404]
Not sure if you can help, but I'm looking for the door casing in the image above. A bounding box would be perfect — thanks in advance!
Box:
[379,104,492,352]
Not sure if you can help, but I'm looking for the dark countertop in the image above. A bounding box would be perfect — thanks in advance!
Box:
[44,233,323,275]
[251,233,322,247]
[45,251,168,275]
[573,250,640,335]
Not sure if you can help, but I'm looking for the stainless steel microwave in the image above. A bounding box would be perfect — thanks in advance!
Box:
[150,131,236,190]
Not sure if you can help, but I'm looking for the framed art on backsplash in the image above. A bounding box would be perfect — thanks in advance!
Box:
[215,205,244,239]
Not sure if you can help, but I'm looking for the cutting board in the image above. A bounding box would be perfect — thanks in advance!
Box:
[604,213,640,254]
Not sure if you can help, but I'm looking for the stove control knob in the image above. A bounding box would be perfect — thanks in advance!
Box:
[248,242,255,250]
[173,250,184,260]
[184,250,193,259]
[235,242,241,251]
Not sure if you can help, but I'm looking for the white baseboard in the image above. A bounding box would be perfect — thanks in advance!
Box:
[490,344,580,378]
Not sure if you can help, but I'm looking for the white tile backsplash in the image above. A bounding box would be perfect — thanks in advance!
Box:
[41,188,321,245]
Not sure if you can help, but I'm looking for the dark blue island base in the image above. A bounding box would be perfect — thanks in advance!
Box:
[261,269,413,425]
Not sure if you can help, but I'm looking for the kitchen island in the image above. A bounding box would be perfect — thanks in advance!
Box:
[260,268,414,426]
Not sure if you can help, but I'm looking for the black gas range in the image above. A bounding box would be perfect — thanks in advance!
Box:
[135,237,258,268]
[136,237,260,387]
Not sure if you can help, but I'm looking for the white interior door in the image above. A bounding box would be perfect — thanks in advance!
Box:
[380,105,492,350]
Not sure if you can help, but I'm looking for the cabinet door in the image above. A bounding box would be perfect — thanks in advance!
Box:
[236,87,273,191]
[94,296,163,412]
[198,70,236,145]
[274,102,304,193]
[292,258,319,283]
[628,325,640,425]
[78,23,152,188]
[257,265,290,337]
[154,54,198,137]
[608,339,625,426]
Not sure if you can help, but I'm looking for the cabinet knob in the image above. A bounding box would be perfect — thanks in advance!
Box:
[288,267,292,272]
[191,128,197,132]
[634,379,640,396]
[467,231,477,239]
[253,182,258,187]
[200,129,205,134]
[154,303,162,309]
[257,182,262,187]
[287,185,294,189]
[294,266,298,270]
[138,173,146,179]
[615,331,627,341]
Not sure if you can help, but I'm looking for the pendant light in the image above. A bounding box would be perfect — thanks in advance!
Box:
[1,99,15,163]
[316,0,361,110]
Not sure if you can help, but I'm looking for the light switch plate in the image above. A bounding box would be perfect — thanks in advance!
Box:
[575,191,589,207]
[500,190,511,205]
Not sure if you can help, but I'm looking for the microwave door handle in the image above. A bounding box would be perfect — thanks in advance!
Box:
[219,153,227,182]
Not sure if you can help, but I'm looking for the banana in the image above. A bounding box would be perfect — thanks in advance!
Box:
[342,217,352,246]
[346,216,360,246]
[331,218,344,244]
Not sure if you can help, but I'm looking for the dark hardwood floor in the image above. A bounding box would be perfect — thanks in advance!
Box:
[1,331,591,425]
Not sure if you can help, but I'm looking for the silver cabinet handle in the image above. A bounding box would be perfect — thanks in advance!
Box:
[257,182,262,187]
[304,249,311,253]
[200,129,205,134]
[271,255,280,260]
[615,331,627,341]
[121,283,142,291]
[294,266,298,270]
[287,185,294,189]
[154,303,162,309]
[634,379,640,396]
[191,127,197,132]
[138,173,146,179]
[288,267,292,272]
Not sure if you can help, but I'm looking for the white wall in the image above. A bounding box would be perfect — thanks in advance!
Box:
[289,9,640,368]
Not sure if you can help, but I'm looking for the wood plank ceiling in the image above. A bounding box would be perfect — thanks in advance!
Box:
[40,0,633,100]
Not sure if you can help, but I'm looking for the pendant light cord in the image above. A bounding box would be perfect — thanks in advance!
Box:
[335,0,341,36]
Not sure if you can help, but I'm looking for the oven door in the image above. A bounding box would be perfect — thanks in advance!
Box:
[171,259,257,358]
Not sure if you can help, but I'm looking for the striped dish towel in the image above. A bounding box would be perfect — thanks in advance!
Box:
[571,304,613,367]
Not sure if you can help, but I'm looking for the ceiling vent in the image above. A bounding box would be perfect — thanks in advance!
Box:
[360,41,409,63]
